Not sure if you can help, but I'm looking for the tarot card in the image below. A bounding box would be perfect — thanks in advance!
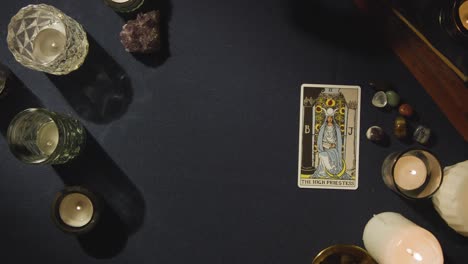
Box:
[298,84,361,190]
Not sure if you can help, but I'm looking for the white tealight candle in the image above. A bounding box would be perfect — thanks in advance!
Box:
[32,26,66,64]
[112,0,131,3]
[363,212,444,264]
[36,121,59,156]
[459,1,468,31]
[393,155,427,190]
[59,193,94,228]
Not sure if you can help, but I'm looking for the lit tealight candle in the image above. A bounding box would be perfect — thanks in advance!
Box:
[382,149,442,199]
[53,187,99,234]
[59,193,94,228]
[393,155,427,190]
[36,121,59,155]
[363,212,444,264]
[32,25,66,64]
[459,1,468,31]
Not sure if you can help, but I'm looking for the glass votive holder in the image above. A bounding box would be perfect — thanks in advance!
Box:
[313,245,377,264]
[103,0,145,13]
[7,4,89,75]
[52,186,100,234]
[363,212,444,264]
[381,149,443,199]
[7,108,86,165]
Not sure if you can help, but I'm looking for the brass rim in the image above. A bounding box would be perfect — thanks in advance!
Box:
[312,244,376,264]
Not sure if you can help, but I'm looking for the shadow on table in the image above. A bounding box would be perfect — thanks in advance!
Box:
[288,0,389,55]
[0,73,43,136]
[53,132,145,259]
[47,35,133,124]
[118,0,172,67]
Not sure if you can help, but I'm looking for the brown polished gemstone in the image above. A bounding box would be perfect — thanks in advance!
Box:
[394,116,407,139]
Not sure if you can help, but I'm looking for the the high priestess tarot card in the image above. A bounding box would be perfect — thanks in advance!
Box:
[298,84,361,190]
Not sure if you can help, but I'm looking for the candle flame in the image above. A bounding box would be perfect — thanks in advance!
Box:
[410,170,417,175]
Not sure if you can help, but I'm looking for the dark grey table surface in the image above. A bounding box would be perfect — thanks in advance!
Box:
[0,0,467,263]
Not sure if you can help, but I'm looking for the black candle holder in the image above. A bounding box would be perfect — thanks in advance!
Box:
[52,186,101,235]
[439,0,468,44]
[103,0,145,13]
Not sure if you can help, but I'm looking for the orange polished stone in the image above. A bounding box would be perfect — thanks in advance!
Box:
[398,103,414,117]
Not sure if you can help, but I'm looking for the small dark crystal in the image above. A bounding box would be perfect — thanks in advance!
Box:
[366,126,385,142]
[120,10,161,53]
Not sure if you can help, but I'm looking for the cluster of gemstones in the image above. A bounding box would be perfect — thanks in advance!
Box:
[367,82,431,145]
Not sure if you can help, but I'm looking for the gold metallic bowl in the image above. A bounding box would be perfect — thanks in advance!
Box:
[313,245,377,264]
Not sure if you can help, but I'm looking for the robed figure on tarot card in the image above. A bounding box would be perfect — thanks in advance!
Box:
[313,108,350,179]
[298,84,360,190]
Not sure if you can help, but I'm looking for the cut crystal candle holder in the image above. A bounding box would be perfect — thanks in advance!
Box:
[7,108,86,164]
[7,4,89,75]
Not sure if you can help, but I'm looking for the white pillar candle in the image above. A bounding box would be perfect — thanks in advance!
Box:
[363,212,443,264]
[36,121,59,155]
[393,156,427,190]
[59,193,94,228]
[433,160,468,236]
[32,24,66,64]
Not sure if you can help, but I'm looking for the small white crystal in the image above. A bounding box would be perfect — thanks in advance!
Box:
[371,91,387,108]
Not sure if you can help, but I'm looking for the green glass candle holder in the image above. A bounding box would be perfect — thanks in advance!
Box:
[7,108,86,164]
